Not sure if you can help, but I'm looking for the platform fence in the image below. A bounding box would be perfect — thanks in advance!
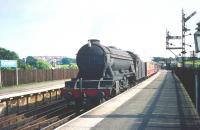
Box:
[1,69,78,86]
[175,68,200,114]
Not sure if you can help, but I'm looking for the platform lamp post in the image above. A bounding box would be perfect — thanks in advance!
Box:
[194,22,200,113]
[194,22,200,53]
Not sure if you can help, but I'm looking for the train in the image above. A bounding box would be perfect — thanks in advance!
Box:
[62,39,159,106]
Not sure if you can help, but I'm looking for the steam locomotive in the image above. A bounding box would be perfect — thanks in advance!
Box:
[62,39,158,106]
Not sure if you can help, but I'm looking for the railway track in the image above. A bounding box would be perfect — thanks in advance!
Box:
[15,104,69,130]
[0,99,68,130]
[0,85,137,130]
[0,98,96,130]
[0,84,134,129]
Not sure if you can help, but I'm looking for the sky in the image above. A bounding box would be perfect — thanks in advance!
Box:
[0,0,200,61]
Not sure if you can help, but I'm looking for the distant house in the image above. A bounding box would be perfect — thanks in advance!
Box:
[33,56,66,65]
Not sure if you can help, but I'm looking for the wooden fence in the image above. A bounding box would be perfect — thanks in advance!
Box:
[1,69,78,86]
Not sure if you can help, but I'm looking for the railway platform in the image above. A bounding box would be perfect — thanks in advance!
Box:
[56,70,200,130]
[0,79,67,99]
[0,79,68,115]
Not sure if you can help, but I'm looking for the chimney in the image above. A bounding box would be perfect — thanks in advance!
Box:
[88,39,100,44]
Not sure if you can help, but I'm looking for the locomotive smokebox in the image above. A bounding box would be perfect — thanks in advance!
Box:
[77,39,106,80]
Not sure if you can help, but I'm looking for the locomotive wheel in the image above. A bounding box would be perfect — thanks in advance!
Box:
[98,98,106,104]
[111,89,116,97]
[75,98,82,114]
[96,92,106,104]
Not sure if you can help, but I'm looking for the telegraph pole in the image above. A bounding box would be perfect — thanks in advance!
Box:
[166,10,196,67]
[182,9,186,67]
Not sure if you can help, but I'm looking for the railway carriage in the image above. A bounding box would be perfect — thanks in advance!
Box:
[146,61,158,77]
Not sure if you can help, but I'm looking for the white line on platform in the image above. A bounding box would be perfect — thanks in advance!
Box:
[56,71,161,130]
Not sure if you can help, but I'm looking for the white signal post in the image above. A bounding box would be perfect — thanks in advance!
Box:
[166,10,196,67]
[0,69,1,87]
[16,67,18,86]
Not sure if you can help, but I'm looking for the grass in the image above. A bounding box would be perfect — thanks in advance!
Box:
[185,60,200,64]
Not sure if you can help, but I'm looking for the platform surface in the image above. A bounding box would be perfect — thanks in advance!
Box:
[0,79,68,100]
[57,70,200,130]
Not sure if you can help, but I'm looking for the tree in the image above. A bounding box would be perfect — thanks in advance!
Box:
[59,64,69,69]
[18,59,32,69]
[69,63,78,69]
[0,47,19,60]
[61,58,70,64]
[36,60,52,69]
[26,56,37,67]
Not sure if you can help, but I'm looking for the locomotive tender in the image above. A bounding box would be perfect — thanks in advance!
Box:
[64,39,158,105]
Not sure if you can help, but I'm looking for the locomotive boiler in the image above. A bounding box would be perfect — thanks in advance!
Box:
[76,39,137,85]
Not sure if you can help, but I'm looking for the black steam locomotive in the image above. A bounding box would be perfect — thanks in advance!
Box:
[63,39,158,105]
